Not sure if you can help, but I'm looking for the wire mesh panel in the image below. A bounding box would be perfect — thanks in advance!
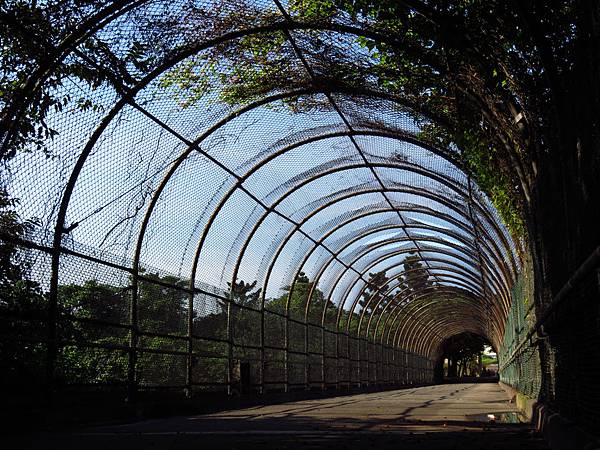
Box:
[192,336,229,392]
[498,274,541,397]
[307,353,323,388]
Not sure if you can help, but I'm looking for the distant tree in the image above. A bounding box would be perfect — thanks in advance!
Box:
[135,273,190,385]
[228,279,261,309]
[362,257,432,339]
[137,272,188,335]
[442,332,487,378]
[57,272,191,385]
[190,278,264,384]
[227,279,262,350]
[396,253,433,301]
[268,272,332,324]
[59,280,129,329]
[359,271,389,315]
[265,272,334,357]
[57,280,129,383]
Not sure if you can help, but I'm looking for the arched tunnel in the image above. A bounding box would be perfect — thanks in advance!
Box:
[1,1,599,449]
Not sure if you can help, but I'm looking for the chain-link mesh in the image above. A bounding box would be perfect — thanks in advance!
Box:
[498,274,541,397]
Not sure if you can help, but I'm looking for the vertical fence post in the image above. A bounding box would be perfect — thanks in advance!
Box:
[354,336,358,388]
[385,345,389,384]
[391,347,395,384]
[284,312,289,393]
[377,343,381,384]
[382,345,385,384]
[186,288,194,397]
[356,335,361,387]
[226,299,233,395]
[366,338,371,386]
[387,346,391,384]
[373,342,379,385]
[413,354,417,384]
[320,326,325,390]
[46,244,61,406]
[260,305,265,394]
[128,269,139,403]
[430,359,433,382]
[397,349,401,384]
[347,334,352,388]
[364,337,369,386]
[304,321,309,390]
[396,350,399,384]
[335,330,340,390]
[381,344,385,384]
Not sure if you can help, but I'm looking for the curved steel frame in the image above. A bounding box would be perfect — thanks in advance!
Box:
[7,1,523,396]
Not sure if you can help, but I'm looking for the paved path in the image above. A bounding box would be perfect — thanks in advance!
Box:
[14,383,549,449]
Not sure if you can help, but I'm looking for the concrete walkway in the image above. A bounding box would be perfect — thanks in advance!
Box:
[14,383,549,449]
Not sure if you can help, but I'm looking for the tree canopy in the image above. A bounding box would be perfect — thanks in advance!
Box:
[151,0,592,238]
[441,331,487,377]
[359,270,389,314]
[397,253,432,298]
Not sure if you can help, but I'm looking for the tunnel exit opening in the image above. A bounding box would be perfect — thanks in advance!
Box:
[435,332,498,383]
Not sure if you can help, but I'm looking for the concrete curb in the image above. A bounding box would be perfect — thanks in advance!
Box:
[499,382,600,450]
[498,382,537,419]
[532,404,600,450]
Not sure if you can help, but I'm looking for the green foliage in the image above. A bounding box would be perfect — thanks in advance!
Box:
[359,270,389,315]
[56,280,129,383]
[158,26,289,109]
[398,253,432,296]
[59,280,128,326]
[228,279,261,309]
[481,354,497,366]
[154,0,553,240]
[159,55,217,108]
[2,0,589,245]
[228,279,261,357]
[0,189,38,279]
[268,271,335,324]
[0,188,46,387]
[55,272,191,385]
[358,255,433,339]
[58,343,128,384]
[263,272,336,357]
[289,0,337,19]
[138,272,188,335]
[442,332,487,377]
[0,1,160,157]
[458,130,525,237]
